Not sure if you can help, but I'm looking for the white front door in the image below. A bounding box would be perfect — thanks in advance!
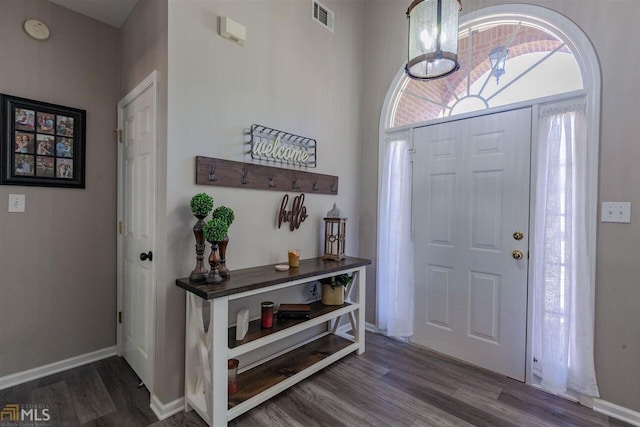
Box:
[411,108,531,381]
[117,72,157,391]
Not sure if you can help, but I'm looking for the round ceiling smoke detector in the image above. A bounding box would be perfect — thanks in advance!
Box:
[23,19,50,41]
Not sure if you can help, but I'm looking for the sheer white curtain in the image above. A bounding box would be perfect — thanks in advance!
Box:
[532,100,599,399]
[377,135,414,337]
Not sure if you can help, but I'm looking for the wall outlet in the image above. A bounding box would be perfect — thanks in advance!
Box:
[601,202,631,223]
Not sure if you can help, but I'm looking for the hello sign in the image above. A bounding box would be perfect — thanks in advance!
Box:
[278,193,308,231]
[250,124,317,168]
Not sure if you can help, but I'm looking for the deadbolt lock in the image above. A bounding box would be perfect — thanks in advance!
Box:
[512,250,524,260]
[513,231,524,241]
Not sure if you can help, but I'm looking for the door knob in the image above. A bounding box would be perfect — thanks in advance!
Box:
[513,231,524,241]
[140,251,153,261]
[512,250,524,260]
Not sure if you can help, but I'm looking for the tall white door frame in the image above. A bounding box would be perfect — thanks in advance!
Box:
[116,70,158,394]
[379,92,595,386]
[377,2,600,391]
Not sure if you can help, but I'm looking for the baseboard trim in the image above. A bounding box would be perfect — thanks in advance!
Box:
[365,322,378,333]
[335,322,378,337]
[593,398,640,426]
[0,346,117,391]
[150,395,185,421]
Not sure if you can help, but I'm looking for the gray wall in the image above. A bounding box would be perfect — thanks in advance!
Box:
[119,0,169,401]
[0,0,120,375]
[120,0,168,97]
[160,0,365,402]
[2,0,638,415]
[359,0,640,412]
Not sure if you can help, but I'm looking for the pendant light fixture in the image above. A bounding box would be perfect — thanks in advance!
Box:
[405,0,462,80]
[488,46,509,85]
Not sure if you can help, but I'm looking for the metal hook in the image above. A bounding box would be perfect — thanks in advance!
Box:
[292,173,299,190]
[268,177,275,187]
[242,165,249,185]
[330,180,337,193]
[312,176,319,191]
[208,161,217,181]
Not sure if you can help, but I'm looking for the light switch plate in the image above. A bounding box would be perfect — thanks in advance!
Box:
[8,194,25,213]
[601,202,631,223]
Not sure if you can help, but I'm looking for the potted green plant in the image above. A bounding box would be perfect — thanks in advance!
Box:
[203,217,230,284]
[320,274,353,305]
[189,193,214,281]
[212,206,234,226]
[203,217,229,243]
[190,192,214,217]
[211,206,235,277]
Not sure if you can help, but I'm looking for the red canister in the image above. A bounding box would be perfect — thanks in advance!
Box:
[261,301,274,328]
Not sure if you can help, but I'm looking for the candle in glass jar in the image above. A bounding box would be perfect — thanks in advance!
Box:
[261,301,274,328]
[288,249,300,268]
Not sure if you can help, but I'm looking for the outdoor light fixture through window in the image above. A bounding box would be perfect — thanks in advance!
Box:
[405,0,461,80]
[488,46,509,85]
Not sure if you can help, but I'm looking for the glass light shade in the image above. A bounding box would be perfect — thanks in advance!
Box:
[406,0,461,80]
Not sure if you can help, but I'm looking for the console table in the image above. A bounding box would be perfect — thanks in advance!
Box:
[175,256,371,426]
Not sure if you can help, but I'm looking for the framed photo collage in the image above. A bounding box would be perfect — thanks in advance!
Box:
[1,94,86,188]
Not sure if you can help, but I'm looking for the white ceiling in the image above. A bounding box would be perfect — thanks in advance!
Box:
[49,0,139,28]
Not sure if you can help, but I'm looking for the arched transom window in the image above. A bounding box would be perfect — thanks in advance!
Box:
[390,19,583,127]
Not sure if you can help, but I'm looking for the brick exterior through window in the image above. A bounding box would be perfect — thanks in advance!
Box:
[392,22,579,128]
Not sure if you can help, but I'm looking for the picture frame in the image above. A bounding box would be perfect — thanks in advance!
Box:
[1,94,86,188]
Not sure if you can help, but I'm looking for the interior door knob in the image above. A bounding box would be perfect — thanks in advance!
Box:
[140,251,153,261]
[512,250,524,260]
[513,231,524,240]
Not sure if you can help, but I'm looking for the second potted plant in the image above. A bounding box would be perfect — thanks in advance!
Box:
[212,206,235,277]
[203,217,230,284]
[320,274,353,305]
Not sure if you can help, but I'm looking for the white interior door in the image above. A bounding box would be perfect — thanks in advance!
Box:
[411,108,531,381]
[117,72,157,392]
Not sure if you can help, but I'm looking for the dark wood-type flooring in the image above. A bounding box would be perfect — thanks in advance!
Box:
[0,332,632,426]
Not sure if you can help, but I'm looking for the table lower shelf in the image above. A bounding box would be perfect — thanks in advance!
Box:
[230,333,353,407]
[186,333,357,423]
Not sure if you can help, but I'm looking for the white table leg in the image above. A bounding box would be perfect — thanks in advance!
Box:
[184,294,229,426]
[209,297,228,426]
[356,266,366,354]
[185,293,207,413]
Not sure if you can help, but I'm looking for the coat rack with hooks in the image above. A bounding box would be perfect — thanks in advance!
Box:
[195,156,339,195]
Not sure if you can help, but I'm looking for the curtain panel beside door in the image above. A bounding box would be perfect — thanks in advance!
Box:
[377,134,414,337]
[532,99,600,399]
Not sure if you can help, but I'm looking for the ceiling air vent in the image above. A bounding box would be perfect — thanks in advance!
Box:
[312,1,334,33]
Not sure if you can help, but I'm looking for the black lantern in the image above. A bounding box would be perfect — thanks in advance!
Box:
[405,0,462,80]
[322,203,347,261]
[488,46,509,85]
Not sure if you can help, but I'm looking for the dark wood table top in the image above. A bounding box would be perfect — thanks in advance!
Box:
[176,256,372,300]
